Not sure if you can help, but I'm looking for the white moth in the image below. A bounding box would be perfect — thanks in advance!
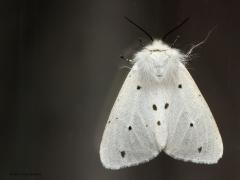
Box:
[100,39,223,170]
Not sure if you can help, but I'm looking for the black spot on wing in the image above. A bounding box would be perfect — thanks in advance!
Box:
[164,103,169,109]
[120,151,126,158]
[128,126,132,131]
[137,85,141,90]
[198,147,202,153]
[157,121,161,126]
[190,123,193,127]
[152,104,157,111]
[178,84,182,88]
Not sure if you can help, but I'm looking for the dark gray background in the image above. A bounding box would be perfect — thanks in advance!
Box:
[1,0,239,179]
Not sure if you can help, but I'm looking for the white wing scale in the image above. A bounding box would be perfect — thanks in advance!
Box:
[163,62,223,164]
[100,66,168,169]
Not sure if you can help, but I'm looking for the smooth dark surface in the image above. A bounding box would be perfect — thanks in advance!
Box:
[1,0,239,179]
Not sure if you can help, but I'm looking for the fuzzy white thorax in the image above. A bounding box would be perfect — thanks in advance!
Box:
[133,40,186,83]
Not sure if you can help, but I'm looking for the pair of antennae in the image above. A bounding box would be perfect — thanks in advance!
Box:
[124,16,190,41]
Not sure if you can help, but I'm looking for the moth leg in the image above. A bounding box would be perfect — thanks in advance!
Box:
[120,55,133,63]
[171,35,180,47]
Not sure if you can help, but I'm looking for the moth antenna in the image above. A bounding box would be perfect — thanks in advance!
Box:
[162,17,190,40]
[124,16,153,41]
[186,26,217,56]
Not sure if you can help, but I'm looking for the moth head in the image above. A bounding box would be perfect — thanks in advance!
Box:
[133,40,184,82]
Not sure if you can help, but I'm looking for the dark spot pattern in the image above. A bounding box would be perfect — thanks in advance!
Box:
[157,121,161,126]
[121,151,126,158]
[164,103,169,109]
[108,121,111,124]
[128,126,132,131]
[190,123,194,127]
[137,85,141,90]
[178,84,182,88]
[198,147,202,153]
[152,104,157,111]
